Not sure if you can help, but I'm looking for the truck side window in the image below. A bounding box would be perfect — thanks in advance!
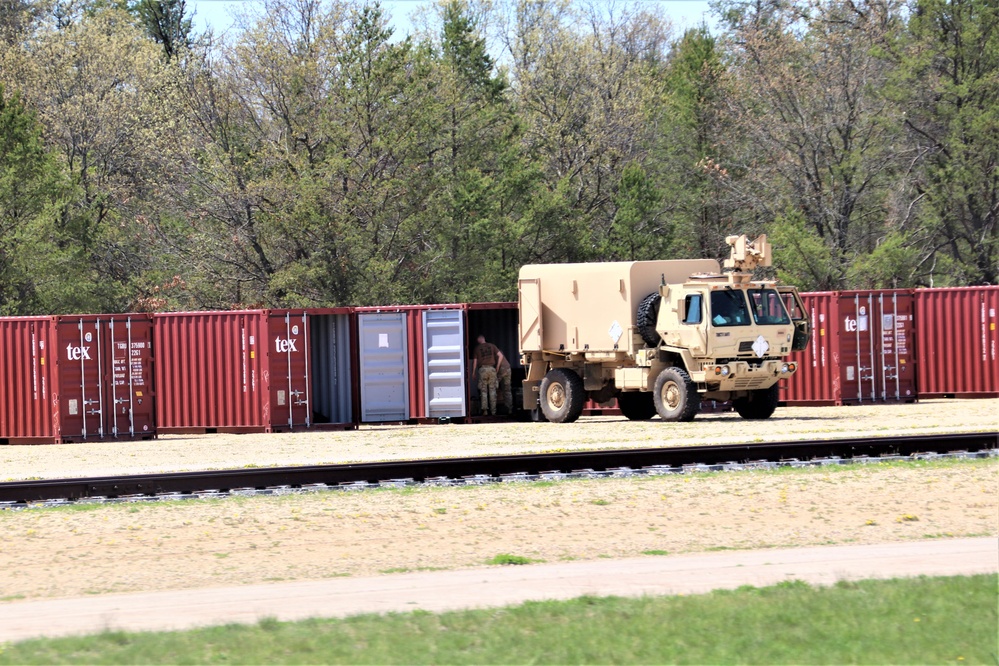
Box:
[683,294,702,324]
[748,288,792,325]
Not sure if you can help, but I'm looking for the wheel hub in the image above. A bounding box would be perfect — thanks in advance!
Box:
[663,382,680,410]
[547,384,566,410]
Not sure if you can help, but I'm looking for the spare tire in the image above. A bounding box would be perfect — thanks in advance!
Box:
[637,292,663,348]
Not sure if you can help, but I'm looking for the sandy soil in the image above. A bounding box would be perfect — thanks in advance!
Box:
[0,400,996,605]
[1,399,997,481]
[0,459,995,603]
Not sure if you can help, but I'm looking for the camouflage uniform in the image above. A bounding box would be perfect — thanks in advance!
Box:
[477,366,498,415]
[496,358,513,413]
[473,340,501,415]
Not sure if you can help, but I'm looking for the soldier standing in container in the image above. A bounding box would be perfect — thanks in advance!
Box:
[471,334,505,416]
[496,353,513,415]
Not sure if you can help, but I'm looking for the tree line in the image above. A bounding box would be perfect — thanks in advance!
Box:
[0,0,995,314]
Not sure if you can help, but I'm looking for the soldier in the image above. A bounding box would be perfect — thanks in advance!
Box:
[471,334,505,416]
[496,352,513,415]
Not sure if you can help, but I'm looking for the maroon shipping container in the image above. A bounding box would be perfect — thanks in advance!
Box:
[781,291,917,405]
[353,303,522,423]
[466,302,521,418]
[354,304,467,423]
[154,309,355,433]
[0,314,155,444]
[914,286,998,398]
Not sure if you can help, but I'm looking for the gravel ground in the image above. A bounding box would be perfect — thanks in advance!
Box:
[1,398,996,481]
[0,399,995,605]
[1,457,995,603]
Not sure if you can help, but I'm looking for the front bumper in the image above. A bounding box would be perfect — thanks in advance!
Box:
[691,359,797,391]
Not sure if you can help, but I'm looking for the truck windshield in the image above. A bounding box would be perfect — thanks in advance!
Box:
[710,290,750,326]
[748,288,792,325]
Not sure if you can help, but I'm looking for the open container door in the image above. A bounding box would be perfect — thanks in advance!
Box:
[422,309,466,419]
[357,311,410,422]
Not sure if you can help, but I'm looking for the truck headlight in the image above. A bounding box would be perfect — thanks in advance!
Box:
[713,365,730,377]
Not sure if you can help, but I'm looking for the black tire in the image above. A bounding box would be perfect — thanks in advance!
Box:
[733,384,780,420]
[617,391,656,421]
[637,292,663,348]
[540,368,586,423]
[653,366,700,422]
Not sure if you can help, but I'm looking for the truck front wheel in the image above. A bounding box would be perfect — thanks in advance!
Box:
[733,384,779,420]
[540,368,586,423]
[653,367,700,422]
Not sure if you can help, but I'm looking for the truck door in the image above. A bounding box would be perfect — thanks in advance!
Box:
[778,287,811,351]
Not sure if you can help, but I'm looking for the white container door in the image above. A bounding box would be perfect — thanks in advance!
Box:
[358,312,409,422]
[423,309,466,419]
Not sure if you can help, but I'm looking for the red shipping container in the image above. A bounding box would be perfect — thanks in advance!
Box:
[354,304,467,423]
[155,309,355,433]
[0,314,155,444]
[466,302,520,418]
[154,311,267,433]
[781,291,917,405]
[914,286,998,398]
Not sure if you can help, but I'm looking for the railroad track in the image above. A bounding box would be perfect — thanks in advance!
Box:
[1,432,996,507]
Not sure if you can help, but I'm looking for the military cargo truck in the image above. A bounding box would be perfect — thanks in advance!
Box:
[518,235,810,423]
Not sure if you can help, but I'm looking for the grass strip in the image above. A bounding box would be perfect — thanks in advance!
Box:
[2,574,995,664]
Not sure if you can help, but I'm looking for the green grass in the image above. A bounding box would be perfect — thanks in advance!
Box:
[486,553,540,565]
[1,575,994,664]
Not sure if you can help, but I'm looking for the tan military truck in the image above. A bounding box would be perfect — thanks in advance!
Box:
[518,235,810,423]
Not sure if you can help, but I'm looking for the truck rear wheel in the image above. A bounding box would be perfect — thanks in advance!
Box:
[540,368,586,423]
[617,391,656,420]
[733,384,779,420]
[653,367,700,422]
[637,292,663,348]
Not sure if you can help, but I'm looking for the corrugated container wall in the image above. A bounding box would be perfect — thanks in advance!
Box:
[155,309,355,433]
[781,291,917,405]
[154,311,268,432]
[309,310,356,427]
[914,286,998,398]
[1,317,58,443]
[1,314,155,444]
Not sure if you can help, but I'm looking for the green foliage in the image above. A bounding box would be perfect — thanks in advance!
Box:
[0,0,994,314]
[132,0,193,59]
[0,575,994,664]
[769,208,841,291]
[603,162,670,261]
[845,230,924,288]
[896,0,999,285]
[0,83,86,314]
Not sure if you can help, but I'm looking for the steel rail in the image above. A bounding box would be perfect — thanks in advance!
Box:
[1,432,996,505]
